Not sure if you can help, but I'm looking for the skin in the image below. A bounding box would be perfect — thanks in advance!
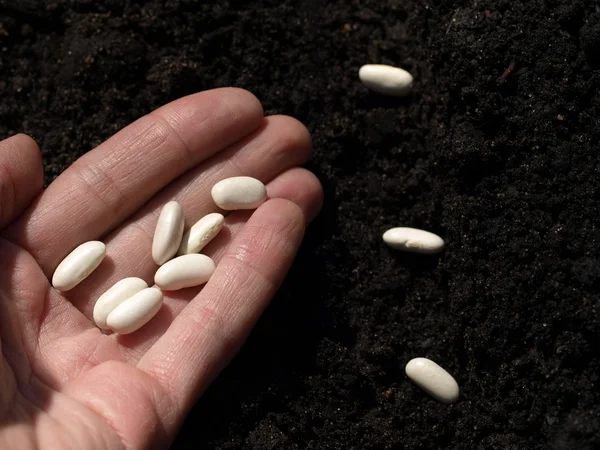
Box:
[0,88,323,450]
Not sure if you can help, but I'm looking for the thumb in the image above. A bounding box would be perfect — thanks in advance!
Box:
[0,134,44,229]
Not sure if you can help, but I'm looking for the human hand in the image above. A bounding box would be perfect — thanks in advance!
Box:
[0,88,323,449]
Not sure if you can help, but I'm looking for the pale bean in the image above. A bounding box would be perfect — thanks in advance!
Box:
[52,241,106,291]
[211,176,266,210]
[358,64,413,97]
[405,357,460,404]
[106,287,164,335]
[152,201,185,265]
[382,227,445,254]
[178,213,225,255]
[93,277,148,329]
[154,254,216,291]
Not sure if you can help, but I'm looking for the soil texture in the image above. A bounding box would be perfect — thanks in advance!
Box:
[1,0,599,448]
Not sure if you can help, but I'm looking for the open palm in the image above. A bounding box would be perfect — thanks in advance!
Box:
[0,88,323,450]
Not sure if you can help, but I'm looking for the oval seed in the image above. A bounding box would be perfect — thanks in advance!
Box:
[152,201,185,265]
[405,357,460,404]
[106,287,163,335]
[52,241,106,291]
[154,254,216,291]
[93,277,148,329]
[211,176,266,210]
[382,227,445,254]
[358,64,413,97]
[178,213,225,256]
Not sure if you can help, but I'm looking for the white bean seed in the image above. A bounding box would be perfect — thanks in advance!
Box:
[382,227,445,254]
[405,357,459,404]
[178,213,225,256]
[152,201,185,265]
[211,176,266,210]
[358,64,413,97]
[52,241,106,291]
[106,287,163,335]
[93,277,148,329]
[154,253,216,290]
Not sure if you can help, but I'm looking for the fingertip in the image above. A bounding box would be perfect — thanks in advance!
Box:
[263,115,313,164]
[301,170,324,224]
[267,196,306,221]
[201,87,265,127]
[266,167,324,225]
[255,197,306,236]
[152,88,265,156]
[14,133,44,188]
[0,133,44,226]
[218,87,264,118]
[226,198,306,272]
[12,133,39,149]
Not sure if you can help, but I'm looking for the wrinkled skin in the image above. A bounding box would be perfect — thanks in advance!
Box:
[0,88,323,449]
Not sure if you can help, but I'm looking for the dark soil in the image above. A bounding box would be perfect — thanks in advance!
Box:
[1,0,600,448]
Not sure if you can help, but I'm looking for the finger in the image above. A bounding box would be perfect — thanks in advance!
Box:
[203,167,323,266]
[66,115,311,319]
[5,88,264,275]
[137,198,306,428]
[115,167,323,359]
[205,167,324,265]
[0,134,43,228]
[263,167,323,225]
